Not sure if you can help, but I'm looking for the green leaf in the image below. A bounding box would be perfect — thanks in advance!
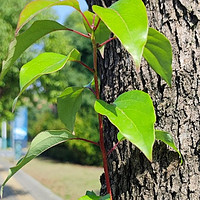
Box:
[57,87,84,132]
[117,132,125,142]
[0,130,76,198]
[79,191,110,200]
[155,130,183,164]
[92,0,148,67]
[83,11,111,44]
[13,49,81,111]
[0,20,67,80]
[95,90,156,161]
[143,28,172,86]
[16,0,80,34]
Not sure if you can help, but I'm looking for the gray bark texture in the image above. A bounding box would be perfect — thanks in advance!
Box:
[86,0,200,199]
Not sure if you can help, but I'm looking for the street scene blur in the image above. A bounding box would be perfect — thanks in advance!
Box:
[0,0,103,199]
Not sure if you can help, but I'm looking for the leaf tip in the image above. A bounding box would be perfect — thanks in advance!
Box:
[12,96,19,112]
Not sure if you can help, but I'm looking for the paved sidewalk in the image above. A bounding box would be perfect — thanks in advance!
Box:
[0,152,63,200]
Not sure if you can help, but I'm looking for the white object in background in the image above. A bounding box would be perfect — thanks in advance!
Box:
[1,121,7,149]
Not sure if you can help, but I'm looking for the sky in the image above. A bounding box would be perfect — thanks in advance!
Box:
[53,0,88,23]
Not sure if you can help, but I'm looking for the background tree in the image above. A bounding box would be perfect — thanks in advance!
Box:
[1,2,101,165]
[86,0,200,199]
[0,0,56,121]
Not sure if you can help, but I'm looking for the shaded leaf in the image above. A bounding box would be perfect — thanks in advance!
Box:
[83,11,111,44]
[1,130,76,198]
[16,0,80,34]
[13,49,81,111]
[57,87,84,132]
[143,28,172,86]
[95,90,156,161]
[79,191,110,200]
[117,132,125,142]
[155,130,183,164]
[92,0,148,67]
[0,20,67,80]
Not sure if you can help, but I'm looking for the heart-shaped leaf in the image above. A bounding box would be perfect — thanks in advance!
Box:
[0,20,67,80]
[155,130,183,164]
[95,90,156,161]
[143,28,172,86]
[13,49,81,111]
[83,11,111,45]
[0,130,76,198]
[57,87,84,132]
[16,0,80,34]
[92,0,148,67]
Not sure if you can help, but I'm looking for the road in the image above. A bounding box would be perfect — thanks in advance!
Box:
[0,150,63,200]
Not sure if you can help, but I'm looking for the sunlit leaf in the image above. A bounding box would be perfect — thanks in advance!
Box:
[0,20,67,80]
[57,87,84,132]
[155,130,183,164]
[16,0,80,34]
[83,11,111,44]
[13,49,81,111]
[143,28,172,86]
[79,191,110,200]
[0,130,76,198]
[92,0,148,67]
[95,90,156,161]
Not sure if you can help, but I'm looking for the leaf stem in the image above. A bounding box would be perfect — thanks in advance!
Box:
[91,30,113,200]
[66,28,90,38]
[79,10,92,30]
[107,141,120,156]
[73,138,99,146]
[75,61,94,73]
[94,18,101,31]
[98,36,117,48]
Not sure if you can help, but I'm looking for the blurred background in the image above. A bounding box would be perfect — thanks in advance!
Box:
[0,0,103,199]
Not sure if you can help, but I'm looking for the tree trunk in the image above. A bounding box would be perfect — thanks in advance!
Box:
[86,0,200,199]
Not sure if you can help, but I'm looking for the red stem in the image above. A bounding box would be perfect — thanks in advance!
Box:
[73,138,99,146]
[92,31,113,199]
[98,36,117,48]
[66,28,90,38]
[75,61,94,73]
[107,141,120,156]
[94,18,101,31]
[79,10,92,29]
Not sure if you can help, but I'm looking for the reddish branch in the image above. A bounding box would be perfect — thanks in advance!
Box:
[92,30,113,199]
[75,61,94,73]
[74,138,99,146]
[66,28,90,38]
[98,36,117,48]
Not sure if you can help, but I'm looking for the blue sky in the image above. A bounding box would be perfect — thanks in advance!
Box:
[53,0,88,23]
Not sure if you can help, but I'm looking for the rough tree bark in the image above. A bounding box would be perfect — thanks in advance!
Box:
[86,0,200,199]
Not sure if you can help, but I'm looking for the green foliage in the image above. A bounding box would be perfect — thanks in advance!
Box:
[57,87,84,132]
[0,0,58,121]
[0,20,67,80]
[143,28,172,86]
[155,130,183,164]
[16,0,81,34]
[95,90,156,161]
[93,0,148,67]
[79,191,110,200]
[13,49,81,111]
[1,0,180,199]
[1,130,76,197]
